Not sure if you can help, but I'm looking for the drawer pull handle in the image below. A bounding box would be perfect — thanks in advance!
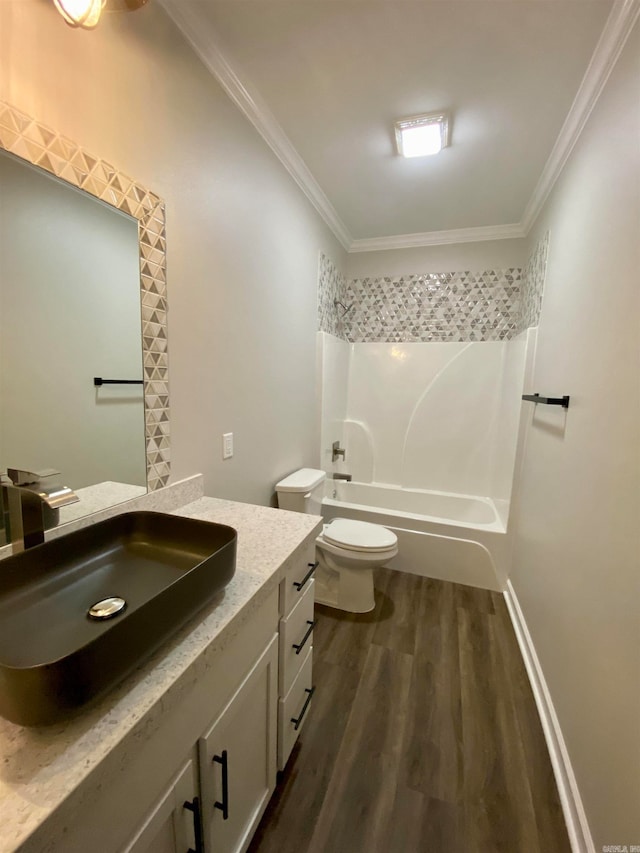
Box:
[212,750,229,820]
[183,796,204,853]
[293,561,318,591]
[291,686,315,731]
[292,620,316,655]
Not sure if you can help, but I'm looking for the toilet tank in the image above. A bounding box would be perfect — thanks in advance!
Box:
[275,468,326,515]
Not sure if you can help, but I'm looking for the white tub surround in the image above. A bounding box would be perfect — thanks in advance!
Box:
[0,492,322,853]
[327,481,502,530]
[317,332,351,473]
[316,237,549,569]
[323,480,509,591]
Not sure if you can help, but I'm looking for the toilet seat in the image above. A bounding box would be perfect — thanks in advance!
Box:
[321,518,397,553]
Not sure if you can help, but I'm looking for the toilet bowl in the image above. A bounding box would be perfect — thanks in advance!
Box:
[275,469,398,613]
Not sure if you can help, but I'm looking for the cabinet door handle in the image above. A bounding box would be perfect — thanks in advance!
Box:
[212,750,229,820]
[292,620,316,655]
[293,561,318,591]
[291,686,315,731]
[183,796,204,853]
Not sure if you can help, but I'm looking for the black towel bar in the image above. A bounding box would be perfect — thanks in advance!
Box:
[522,393,570,409]
[94,378,144,386]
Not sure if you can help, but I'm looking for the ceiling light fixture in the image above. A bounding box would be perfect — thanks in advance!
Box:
[53,0,106,29]
[394,113,450,158]
[53,0,150,30]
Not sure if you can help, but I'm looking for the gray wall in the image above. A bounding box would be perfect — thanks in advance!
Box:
[0,1,347,505]
[510,22,640,848]
[346,238,526,278]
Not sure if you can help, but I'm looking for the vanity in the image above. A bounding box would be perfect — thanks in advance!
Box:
[0,485,321,853]
[0,100,320,852]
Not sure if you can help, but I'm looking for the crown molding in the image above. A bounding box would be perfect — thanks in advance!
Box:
[158,0,353,251]
[160,0,638,254]
[521,0,640,233]
[349,223,526,253]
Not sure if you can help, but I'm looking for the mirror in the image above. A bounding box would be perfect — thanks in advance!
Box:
[0,100,170,536]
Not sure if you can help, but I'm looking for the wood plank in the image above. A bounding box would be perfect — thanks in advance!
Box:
[492,597,571,851]
[399,576,464,802]
[307,643,413,853]
[246,659,359,853]
[385,787,464,853]
[384,785,426,852]
[370,568,424,655]
[311,575,390,673]
[249,569,571,853]
[456,580,497,615]
[457,594,542,853]
[420,795,464,852]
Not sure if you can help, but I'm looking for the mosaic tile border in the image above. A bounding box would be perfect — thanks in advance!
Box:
[518,231,549,333]
[318,252,348,338]
[344,270,522,342]
[318,254,522,343]
[0,101,170,490]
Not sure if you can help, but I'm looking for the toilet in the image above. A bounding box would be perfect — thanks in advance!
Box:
[275,468,398,613]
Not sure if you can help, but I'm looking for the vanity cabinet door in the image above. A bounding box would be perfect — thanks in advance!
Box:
[199,635,278,853]
[124,758,200,853]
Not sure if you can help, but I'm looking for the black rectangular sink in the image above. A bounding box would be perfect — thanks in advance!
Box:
[0,511,237,726]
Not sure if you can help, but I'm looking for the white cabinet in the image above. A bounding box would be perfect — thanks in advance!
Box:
[123,636,278,853]
[279,579,315,696]
[124,759,200,853]
[114,592,280,853]
[277,541,316,770]
[279,542,318,616]
[19,527,322,853]
[199,636,278,853]
[278,646,313,769]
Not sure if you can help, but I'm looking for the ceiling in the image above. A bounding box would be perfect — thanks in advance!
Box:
[161,1,617,248]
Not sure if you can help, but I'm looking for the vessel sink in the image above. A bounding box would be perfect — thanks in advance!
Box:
[0,511,237,726]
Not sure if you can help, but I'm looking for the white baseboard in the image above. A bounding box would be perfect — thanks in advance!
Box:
[503,581,595,853]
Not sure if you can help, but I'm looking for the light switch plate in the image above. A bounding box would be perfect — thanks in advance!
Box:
[222,432,233,460]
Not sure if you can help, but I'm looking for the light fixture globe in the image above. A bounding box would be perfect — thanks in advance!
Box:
[53,0,106,29]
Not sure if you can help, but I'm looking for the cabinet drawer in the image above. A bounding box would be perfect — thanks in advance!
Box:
[279,579,315,696]
[277,647,314,770]
[280,541,317,617]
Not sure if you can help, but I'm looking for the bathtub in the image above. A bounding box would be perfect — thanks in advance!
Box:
[321,481,509,591]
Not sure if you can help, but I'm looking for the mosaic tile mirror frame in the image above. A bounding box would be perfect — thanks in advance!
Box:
[0,101,170,491]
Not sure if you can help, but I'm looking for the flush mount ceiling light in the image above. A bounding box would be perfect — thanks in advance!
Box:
[53,0,149,29]
[394,112,450,158]
[53,0,106,28]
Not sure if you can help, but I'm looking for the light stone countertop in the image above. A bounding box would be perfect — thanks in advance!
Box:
[57,481,147,526]
[0,495,322,853]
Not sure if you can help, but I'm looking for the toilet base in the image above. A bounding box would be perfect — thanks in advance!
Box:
[314,562,375,614]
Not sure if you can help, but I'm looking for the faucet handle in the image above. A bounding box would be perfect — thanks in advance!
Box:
[7,468,60,486]
[331,441,346,462]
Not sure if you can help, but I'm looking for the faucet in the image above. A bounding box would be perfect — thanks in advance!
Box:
[332,473,352,482]
[0,468,79,552]
[332,441,346,462]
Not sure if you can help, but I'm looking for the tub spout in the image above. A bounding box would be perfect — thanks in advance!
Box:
[332,473,352,482]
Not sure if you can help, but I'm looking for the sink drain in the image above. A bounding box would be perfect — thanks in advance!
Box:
[87,597,127,620]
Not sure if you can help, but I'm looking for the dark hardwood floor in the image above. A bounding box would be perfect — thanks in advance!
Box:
[249,568,570,853]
